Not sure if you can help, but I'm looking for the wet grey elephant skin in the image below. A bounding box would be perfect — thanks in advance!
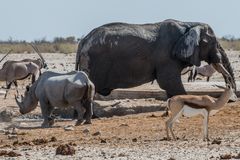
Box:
[75,19,236,98]
[15,71,95,128]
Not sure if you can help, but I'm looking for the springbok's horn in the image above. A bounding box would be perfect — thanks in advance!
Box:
[0,49,13,63]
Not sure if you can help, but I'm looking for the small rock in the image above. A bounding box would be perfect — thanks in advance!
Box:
[32,138,48,145]
[118,153,127,157]
[119,123,129,127]
[233,153,240,159]
[50,136,57,142]
[8,134,18,139]
[110,155,115,158]
[132,138,137,142]
[0,129,5,133]
[0,150,21,157]
[4,130,11,135]
[56,144,75,155]
[83,129,90,134]
[12,128,18,135]
[212,138,222,145]
[92,131,101,136]
[64,125,74,131]
[100,139,107,143]
[148,114,157,118]
[68,142,77,146]
[220,154,232,159]
[0,109,13,122]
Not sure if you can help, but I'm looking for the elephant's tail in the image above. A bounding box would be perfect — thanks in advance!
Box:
[75,39,84,71]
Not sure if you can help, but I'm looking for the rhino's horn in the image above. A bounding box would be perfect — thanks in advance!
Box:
[15,95,23,108]
[15,95,26,114]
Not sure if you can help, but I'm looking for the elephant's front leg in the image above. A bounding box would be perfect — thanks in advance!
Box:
[156,66,186,98]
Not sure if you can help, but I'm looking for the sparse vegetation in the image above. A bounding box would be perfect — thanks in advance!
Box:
[219,36,240,51]
[0,36,81,54]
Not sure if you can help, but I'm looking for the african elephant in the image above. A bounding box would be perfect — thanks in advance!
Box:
[75,19,236,97]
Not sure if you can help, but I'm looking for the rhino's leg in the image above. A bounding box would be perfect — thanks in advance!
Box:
[83,100,93,124]
[74,103,86,126]
[39,100,54,128]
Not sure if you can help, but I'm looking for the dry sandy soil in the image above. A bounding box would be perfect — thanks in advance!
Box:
[0,51,240,159]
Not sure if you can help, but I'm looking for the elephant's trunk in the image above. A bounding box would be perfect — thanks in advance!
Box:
[217,44,236,91]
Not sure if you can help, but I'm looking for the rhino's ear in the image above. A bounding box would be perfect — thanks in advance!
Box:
[172,26,202,66]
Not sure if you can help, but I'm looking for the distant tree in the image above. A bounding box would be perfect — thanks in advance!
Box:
[53,36,76,43]
[53,37,65,43]
[221,35,236,41]
[65,36,76,43]
[34,37,49,44]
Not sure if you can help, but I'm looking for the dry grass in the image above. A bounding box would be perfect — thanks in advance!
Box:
[219,39,240,51]
[0,43,77,54]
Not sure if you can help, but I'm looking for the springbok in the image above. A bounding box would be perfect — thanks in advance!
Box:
[165,84,236,141]
[0,44,47,98]
[188,64,216,82]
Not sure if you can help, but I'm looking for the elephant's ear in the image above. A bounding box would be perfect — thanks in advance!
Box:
[173,26,202,66]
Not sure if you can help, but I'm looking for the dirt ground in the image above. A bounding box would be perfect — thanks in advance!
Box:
[0,51,240,159]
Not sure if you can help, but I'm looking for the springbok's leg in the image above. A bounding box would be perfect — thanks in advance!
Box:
[165,121,170,140]
[166,109,183,140]
[202,109,209,141]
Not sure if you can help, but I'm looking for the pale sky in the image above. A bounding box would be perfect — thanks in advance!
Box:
[0,0,239,41]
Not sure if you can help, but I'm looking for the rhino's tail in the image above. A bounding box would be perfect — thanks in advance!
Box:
[87,81,95,101]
